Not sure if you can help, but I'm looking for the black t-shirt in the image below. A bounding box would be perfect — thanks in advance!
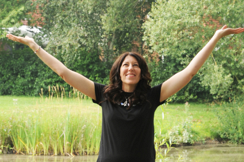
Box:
[92,83,165,162]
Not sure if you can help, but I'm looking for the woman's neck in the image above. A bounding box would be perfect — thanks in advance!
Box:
[122,85,136,92]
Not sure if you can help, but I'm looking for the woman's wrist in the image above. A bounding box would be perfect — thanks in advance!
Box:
[212,32,222,41]
[29,42,39,53]
[214,29,226,40]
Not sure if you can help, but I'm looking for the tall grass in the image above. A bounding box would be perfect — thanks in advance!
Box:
[0,86,224,157]
[0,95,101,156]
[154,102,220,145]
[215,98,244,144]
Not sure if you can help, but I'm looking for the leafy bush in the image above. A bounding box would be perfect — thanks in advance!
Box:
[215,100,244,144]
[143,0,244,101]
[154,104,202,146]
[0,41,108,96]
[0,0,27,28]
[0,44,45,96]
[148,60,212,102]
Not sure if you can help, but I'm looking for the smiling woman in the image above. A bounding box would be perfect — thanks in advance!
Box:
[5,24,244,162]
[103,52,152,111]
[120,55,141,92]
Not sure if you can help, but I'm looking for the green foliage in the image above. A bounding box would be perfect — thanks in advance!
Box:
[201,64,233,99]
[25,0,106,65]
[216,100,244,144]
[0,0,27,27]
[68,49,109,84]
[148,58,210,102]
[0,42,108,96]
[0,44,45,96]
[0,98,102,155]
[167,117,200,144]
[25,0,154,64]
[1,0,243,102]
[101,0,154,56]
[0,6,24,28]
[0,0,28,39]
[143,0,244,101]
[0,97,226,155]
[155,104,202,146]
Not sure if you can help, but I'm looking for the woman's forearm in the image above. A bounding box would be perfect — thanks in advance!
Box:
[29,43,67,76]
[185,33,221,76]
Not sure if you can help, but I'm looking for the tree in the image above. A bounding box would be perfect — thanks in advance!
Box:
[101,0,154,58]
[0,0,28,27]
[143,0,244,101]
[0,0,29,40]
[26,0,155,64]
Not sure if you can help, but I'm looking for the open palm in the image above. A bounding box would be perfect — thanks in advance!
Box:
[6,34,35,47]
[216,25,244,38]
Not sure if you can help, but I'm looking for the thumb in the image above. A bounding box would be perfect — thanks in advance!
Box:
[221,25,228,30]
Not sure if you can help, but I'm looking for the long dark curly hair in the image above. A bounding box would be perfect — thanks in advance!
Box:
[103,52,152,109]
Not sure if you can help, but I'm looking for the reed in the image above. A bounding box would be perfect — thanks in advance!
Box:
[0,95,101,156]
[0,90,221,157]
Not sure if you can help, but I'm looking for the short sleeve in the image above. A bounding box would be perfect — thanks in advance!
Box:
[92,82,106,105]
[149,83,166,109]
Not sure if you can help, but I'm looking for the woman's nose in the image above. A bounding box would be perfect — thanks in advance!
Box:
[128,64,133,70]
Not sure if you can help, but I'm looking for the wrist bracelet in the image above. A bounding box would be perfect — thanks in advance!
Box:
[35,46,41,54]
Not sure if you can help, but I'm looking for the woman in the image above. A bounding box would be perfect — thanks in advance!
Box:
[6,25,244,161]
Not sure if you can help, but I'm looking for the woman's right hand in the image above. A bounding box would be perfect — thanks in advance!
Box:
[6,34,36,49]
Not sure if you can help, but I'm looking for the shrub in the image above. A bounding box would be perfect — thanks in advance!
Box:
[143,0,244,102]
[215,99,244,144]
[0,42,109,96]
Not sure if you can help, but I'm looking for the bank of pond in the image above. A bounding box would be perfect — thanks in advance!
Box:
[1,144,244,162]
[0,96,244,160]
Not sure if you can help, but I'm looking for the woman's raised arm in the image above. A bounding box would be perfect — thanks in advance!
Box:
[159,25,244,102]
[6,34,96,100]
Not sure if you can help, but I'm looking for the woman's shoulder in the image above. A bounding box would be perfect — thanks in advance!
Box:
[149,83,162,92]
[94,82,106,90]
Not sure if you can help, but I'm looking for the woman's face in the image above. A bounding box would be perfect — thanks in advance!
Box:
[120,55,141,92]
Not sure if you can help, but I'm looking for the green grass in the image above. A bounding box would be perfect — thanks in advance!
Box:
[0,96,102,155]
[154,102,220,141]
[0,96,221,156]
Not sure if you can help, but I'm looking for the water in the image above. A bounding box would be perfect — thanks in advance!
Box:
[1,145,244,162]
[165,144,244,162]
[0,155,98,162]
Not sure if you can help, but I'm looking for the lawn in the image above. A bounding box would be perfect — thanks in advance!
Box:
[154,102,220,142]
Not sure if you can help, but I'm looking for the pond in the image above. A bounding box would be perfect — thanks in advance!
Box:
[0,155,98,162]
[0,144,244,162]
[165,144,244,162]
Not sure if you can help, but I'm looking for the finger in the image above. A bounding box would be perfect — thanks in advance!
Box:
[237,28,244,33]
[6,33,13,37]
[232,28,244,34]
[222,25,228,30]
[6,34,13,39]
[9,35,19,40]
[6,34,22,42]
[6,34,15,39]
[6,34,15,41]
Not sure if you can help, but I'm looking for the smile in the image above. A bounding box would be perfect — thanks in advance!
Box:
[126,74,136,76]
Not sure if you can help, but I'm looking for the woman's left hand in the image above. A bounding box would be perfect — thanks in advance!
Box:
[215,25,244,38]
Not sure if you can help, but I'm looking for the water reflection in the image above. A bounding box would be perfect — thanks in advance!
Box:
[1,145,244,162]
[0,155,98,162]
[165,144,244,162]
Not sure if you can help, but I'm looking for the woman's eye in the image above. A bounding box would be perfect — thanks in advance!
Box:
[133,64,139,67]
